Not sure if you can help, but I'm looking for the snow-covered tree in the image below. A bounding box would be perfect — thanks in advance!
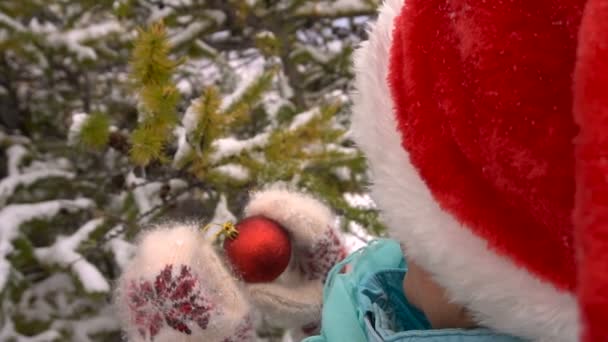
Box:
[0,0,381,340]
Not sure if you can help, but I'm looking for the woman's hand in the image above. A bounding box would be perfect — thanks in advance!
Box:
[114,224,254,342]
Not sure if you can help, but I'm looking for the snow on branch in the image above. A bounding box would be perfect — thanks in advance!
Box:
[0,12,25,31]
[68,112,89,144]
[212,194,236,224]
[289,108,320,131]
[35,218,109,293]
[52,307,120,342]
[105,232,135,271]
[126,172,163,222]
[6,144,28,176]
[211,132,270,162]
[0,132,30,146]
[169,21,209,48]
[172,125,193,167]
[343,192,375,209]
[343,220,374,253]
[17,273,75,321]
[46,21,122,61]
[326,143,359,156]
[214,164,250,181]
[295,0,376,17]
[0,198,94,291]
[294,45,332,64]
[0,170,75,206]
[181,98,202,135]
[221,57,266,111]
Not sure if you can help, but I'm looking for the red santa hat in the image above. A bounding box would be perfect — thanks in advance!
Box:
[351,0,608,341]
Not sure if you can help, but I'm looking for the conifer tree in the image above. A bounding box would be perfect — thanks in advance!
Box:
[0,1,381,340]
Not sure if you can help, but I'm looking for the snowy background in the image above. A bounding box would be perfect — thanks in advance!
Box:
[0,0,382,341]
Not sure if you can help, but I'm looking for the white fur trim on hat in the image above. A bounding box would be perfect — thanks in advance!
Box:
[350,0,579,341]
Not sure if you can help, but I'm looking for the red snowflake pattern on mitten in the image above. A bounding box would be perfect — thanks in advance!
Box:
[127,264,214,340]
[300,228,346,281]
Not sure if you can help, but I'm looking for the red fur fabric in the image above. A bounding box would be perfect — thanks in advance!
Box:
[574,1,608,341]
[389,0,585,292]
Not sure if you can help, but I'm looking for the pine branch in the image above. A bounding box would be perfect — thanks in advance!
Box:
[222,68,276,128]
[129,22,181,166]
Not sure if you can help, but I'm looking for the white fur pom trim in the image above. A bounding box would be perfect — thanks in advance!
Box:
[350,0,579,341]
[115,223,253,342]
[244,186,336,249]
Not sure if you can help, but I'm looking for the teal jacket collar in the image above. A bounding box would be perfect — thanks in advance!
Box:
[304,239,525,342]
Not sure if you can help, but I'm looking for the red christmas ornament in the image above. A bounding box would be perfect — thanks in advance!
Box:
[223,216,291,283]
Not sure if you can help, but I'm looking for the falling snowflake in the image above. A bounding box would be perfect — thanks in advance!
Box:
[127,264,214,340]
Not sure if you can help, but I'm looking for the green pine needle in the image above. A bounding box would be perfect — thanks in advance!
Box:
[191,86,222,146]
[130,22,178,87]
[128,21,181,166]
[129,125,165,166]
[222,68,276,120]
[79,112,110,150]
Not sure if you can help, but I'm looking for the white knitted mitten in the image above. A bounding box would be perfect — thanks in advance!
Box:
[243,186,346,334]
[114,224,254,342]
